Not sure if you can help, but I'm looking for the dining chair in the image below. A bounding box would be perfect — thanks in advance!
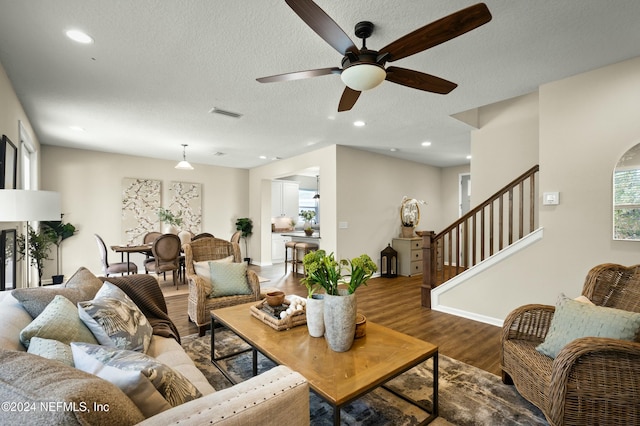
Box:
[192,232,215,241]
[94,234,138,276]
[144,234,182,288]
[143,231,162,245]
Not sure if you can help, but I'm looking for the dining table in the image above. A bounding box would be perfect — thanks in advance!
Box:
[110,243,153,274]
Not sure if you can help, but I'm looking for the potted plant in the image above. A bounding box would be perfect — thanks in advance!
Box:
[42,216,77,284]
[16,224,56,286]
[157,207,183,234]
[301,250,377,351]
[235,217,253,263]
[300,210,316,236]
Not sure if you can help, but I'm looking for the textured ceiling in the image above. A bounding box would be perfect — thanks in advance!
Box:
[1,1,640,169]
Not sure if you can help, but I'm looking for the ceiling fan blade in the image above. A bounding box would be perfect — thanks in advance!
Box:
[338,87,361,112]
[257,67,341,83]
[385,66,457,94]
[379,3,492,62]
[285,0,358,55]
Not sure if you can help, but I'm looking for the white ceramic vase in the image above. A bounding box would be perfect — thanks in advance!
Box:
[323,289,357,352]
[306,294,325,337]
[164,224,178,235]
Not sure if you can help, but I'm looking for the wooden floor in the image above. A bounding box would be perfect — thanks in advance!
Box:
[164,264,503,376]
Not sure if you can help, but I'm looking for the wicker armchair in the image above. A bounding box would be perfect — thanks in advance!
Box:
[501,263,640,426]
[183,237,260,336]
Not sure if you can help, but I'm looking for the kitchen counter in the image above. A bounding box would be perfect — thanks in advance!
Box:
[280,232,321,240]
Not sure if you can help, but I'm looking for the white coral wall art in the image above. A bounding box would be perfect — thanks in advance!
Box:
[122,178,161,244]
[169,181,202,233]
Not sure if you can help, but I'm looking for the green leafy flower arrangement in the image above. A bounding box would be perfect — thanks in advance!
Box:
[300,210,316,222]
[301,250,377,296]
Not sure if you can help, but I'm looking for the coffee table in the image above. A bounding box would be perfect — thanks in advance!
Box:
[211,302,438,425]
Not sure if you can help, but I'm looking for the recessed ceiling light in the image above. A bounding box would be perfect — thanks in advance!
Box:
[327,115,336,120]
[69,126,85,132]
[65,29,94,44]
[421,141,432,147]
[466,155,472,160]
[259,155,267,160]
[390,148,398,152]
[353,121,365,127]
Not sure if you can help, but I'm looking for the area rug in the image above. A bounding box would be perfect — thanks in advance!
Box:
[182,330,548,426]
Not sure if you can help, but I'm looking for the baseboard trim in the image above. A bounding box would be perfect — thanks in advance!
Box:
[431,227,544,328]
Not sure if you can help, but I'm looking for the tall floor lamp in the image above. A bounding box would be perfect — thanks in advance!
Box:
[0,190,61,288]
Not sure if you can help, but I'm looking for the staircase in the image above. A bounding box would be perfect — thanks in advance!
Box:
[418,165,540,308]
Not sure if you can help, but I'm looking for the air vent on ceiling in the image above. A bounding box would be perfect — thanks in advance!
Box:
[208,107,242,118]
[212,151,225,156]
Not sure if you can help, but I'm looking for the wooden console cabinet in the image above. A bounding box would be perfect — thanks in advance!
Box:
[392,237,423,276]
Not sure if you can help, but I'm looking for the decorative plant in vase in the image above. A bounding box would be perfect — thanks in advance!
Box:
[235,217,253,263]
[400,196,425,238]
[301,250,377,351]
[42,215,77,284]
[157,207,183,234]
[16,224,56,287]
[300,210,315,236]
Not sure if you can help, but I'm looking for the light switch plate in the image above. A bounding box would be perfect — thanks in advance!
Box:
[543,192,560,205]
[339,221,348,229]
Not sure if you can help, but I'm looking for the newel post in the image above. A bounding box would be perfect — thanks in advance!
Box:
[416,230,435,308]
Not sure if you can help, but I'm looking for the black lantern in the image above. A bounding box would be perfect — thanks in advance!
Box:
[380,244,398,278]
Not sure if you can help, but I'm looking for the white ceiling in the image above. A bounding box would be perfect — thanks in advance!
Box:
[1,1,640,169]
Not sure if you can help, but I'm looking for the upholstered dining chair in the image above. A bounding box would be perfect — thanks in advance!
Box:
[184,236,260,336]
[143,231,162,245]
[501,263,640,426]
[144,234,182,288]
[94,234,138,277]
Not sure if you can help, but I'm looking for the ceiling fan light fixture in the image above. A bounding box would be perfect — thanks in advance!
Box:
[340,64,386,91]
[175,144,194,170]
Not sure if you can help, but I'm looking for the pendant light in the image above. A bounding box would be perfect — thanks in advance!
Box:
[175,144,194,170]
[313,175,320,199]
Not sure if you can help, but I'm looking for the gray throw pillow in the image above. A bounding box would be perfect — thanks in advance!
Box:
[72,342,202,417]
[78,281,153,353]
[19,295,98,348]
[12,267,103,318]
[0,349,145,425]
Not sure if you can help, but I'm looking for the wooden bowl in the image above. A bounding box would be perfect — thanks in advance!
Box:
[265,291,285,307]
[355,312,367,339]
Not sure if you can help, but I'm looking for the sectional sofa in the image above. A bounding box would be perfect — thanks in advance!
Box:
[0,267,309,425]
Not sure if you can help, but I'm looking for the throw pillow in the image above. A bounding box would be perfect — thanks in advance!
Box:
[19,295,98,348]
[208,261,252,297]
[194,256,234,296]
[78,281,153,353]
[536,293,640,358]
[71,342,202,418]
[27,337,74,366]
[0,349,145,425]
[12,266,103,318]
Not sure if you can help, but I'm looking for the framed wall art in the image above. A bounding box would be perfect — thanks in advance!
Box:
[1,135,17,189]
[121,178,162,245]
[169,181,202,233]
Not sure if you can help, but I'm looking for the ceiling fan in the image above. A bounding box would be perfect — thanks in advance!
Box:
[257,0,492,112]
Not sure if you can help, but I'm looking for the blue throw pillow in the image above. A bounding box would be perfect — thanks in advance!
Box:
[208,261,252,297]
[536,293,640,358]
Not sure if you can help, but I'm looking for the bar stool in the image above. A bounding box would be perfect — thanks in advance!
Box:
[284,241,297,274]
[294,242,319,275]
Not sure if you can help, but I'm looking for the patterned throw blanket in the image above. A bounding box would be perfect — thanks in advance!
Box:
[100,275,180,343]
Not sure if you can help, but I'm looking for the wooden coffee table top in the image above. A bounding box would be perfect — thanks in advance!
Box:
[212,302,438,406]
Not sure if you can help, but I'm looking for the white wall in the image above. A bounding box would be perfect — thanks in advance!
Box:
[41,146,249,278]
[0,61,41,286]
[335,146,444,266]
[439,56,640,323]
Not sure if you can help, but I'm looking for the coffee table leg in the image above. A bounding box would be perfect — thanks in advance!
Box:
[333,405,340,425]
[252,348,258,376]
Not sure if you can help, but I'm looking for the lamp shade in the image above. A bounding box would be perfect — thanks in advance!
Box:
[340,64,386,91]
[0,190,61,221]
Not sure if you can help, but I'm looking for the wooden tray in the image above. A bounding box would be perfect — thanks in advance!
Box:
[250,299,307,331]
